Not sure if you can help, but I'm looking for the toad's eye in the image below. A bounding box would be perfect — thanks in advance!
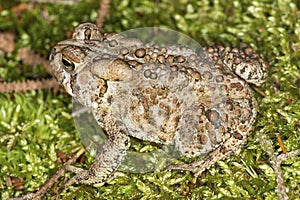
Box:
[62,58,75,71]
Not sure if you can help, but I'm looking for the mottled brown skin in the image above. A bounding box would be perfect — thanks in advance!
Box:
[50,23,268,185]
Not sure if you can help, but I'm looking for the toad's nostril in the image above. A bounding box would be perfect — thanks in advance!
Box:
[49,48,59,61]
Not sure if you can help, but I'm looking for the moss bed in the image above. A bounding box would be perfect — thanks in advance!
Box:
[0,0,299,199]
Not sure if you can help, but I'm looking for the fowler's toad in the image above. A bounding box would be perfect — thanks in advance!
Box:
[50,23,268,184]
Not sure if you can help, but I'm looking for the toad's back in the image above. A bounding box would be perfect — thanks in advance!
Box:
[85,35,259,158]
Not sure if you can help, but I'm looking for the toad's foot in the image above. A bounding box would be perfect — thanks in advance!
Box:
[65,134,130,185]
[65,165,111,187]
[165,135,247,179]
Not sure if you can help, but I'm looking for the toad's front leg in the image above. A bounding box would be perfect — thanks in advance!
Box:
[66,114,130,185]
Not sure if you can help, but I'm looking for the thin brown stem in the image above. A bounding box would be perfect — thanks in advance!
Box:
[0,78,59,93]
[96,0,110,30]
[9,147,87,200]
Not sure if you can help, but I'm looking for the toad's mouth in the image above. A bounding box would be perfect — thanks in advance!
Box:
[63,80,74,96]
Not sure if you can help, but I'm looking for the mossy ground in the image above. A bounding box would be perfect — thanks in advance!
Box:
[0,0,299,199]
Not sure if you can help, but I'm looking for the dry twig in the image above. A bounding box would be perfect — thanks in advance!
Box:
[9,147,87,200]
[0,32,15,54]
[0,78,59,93]
[258,129,300,200]
[96,0,110,30]
[17,47,52,73]
[0,41,58,93]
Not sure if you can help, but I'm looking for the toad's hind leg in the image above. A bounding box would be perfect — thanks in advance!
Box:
[165,133,249,179]
[66,114,130,185]
[165,97,256,178]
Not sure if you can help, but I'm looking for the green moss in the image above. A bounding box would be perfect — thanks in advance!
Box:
[0,0,299,199]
